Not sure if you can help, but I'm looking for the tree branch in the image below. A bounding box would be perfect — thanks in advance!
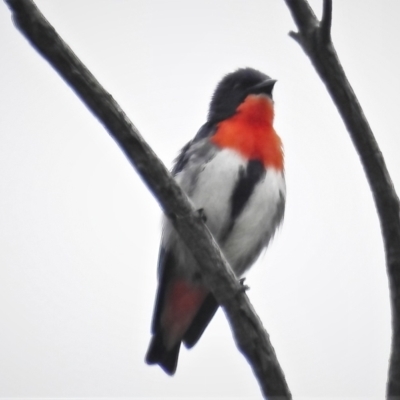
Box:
[4,0,292,398]
[320,0,332,42]
[284,0,400,398]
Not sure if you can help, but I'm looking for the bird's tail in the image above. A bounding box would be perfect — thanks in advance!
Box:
[145,333,181,376]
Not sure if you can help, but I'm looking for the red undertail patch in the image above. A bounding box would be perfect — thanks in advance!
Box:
[161,280,208,348]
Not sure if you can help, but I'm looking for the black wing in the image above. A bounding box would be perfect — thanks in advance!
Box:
[173,121,216,175]
[145,248,181,375]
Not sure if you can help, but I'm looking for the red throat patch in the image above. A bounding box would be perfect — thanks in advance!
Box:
[211,95,283,170]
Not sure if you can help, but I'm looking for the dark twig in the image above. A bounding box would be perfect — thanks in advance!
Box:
[320,0,332,42]
[284,0,400,398]
[4,0,291,398]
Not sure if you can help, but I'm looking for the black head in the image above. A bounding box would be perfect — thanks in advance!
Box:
[208,68,276,123]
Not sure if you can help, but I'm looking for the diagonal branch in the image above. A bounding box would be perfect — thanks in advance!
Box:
[284,0,400,398]
[4,0,292,398]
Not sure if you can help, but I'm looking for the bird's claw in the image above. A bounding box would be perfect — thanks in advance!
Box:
[196,208,207,223]
[238,277,250,292]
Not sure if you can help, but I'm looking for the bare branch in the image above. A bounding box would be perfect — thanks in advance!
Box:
[4,0,292,398]
[283,0,400,398]
[285,0,318,34]
[320,0,332,42]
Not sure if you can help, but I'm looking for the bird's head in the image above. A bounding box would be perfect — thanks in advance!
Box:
[208,68,276,123]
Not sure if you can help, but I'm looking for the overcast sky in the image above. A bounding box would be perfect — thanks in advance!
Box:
[1,1,400,399]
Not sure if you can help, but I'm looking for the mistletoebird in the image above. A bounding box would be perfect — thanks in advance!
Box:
[146,68,286,375]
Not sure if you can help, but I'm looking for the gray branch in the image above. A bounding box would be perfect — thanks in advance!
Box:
[284,0,400,398]
[4,0,292,398]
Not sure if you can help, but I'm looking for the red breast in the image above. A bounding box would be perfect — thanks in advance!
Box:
[211,94,283,170]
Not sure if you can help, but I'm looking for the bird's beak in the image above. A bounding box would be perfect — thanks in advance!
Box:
[251,79,277,96]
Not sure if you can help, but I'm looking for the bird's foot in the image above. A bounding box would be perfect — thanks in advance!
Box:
[196,208,207,223]
[238,277,250,292]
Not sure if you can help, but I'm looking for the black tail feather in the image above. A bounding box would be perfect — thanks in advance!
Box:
[183,294,219,348]
[145,333,181,376]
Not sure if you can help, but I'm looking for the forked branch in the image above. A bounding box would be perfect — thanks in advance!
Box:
[284,0,400,398]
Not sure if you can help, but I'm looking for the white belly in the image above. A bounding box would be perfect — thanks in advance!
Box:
[163,148,285,277]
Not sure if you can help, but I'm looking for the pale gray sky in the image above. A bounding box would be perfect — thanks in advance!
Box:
[1,1,399,398]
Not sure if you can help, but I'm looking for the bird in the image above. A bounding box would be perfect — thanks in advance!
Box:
[145,67,286,375]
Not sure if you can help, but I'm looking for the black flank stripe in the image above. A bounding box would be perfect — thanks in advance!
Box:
[221,159,265,242]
